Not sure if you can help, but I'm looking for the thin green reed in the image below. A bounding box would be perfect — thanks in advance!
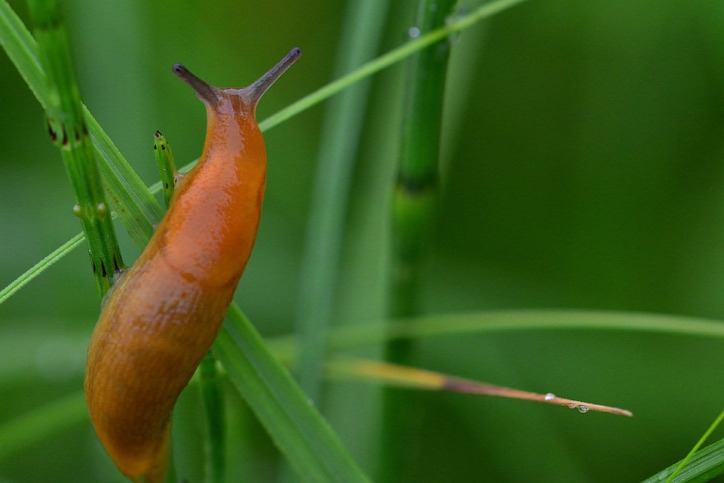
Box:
[381,0,456,480]
[199,353,225,483]
[294,0,392,403]
[27,0,124,296]
[153,131,178,208]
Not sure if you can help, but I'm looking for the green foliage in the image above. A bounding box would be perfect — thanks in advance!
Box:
[0,0,723,482]
[643,437,724,483]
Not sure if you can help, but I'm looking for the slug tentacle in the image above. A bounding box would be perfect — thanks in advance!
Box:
[172,63,220,108]
[85,48,301,482]
[245,47,301,107]
[172,47,301,113]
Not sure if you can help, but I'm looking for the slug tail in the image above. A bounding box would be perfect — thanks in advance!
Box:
[131,426,171,483]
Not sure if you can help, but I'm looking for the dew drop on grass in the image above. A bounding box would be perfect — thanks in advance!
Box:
[408,26,420,38]
[577,405,589,414]
[544,393,555,401]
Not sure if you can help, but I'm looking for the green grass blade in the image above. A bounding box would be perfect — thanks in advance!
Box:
[265,310,724,359]
[390,0,454,317]
[214,305,369,483]
[664,410,724,483]
[84,105,163,241]
[198,354,225,483]
[372,310,724,341]
[642,437,724,483]
[294,0,391,403]
[0,233,83,305]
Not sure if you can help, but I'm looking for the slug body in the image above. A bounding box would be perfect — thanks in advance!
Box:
[85,49,300,482]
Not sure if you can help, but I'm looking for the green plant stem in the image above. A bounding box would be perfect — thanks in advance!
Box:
[199,354,225,483]
[27,0,124,296]
[381,0,455,480]
[294,0,391,404]
[153,130,178,208]
[259,310,724,364]
[0,233,83,305]
[389,0,454,318]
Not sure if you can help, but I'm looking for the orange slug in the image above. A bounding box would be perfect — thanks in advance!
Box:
[84,47,301,482]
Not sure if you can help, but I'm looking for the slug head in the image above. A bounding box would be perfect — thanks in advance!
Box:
[172,47,301,116]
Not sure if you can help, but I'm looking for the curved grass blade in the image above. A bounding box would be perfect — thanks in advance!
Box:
[294,0,391,405]
[642,437,724,483]
[214,305,369,483]
[663,410,724,483]
[336,310,724,349]
[0,233,83,305]
[266,310,724,361]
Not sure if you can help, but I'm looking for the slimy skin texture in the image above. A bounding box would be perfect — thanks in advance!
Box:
[85,49,300,482]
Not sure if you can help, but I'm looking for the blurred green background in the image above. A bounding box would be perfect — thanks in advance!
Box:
[1,0,723,481]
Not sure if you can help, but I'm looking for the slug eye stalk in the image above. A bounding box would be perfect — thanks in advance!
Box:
[173,47,301,110]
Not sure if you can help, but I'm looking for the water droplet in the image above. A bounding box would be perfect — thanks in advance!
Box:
[577,405,589,414]
[408,26,420,38]
[72,204,82,217]
[568,403,577,409]
[544,393,555,401]
[96,203,108,218]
